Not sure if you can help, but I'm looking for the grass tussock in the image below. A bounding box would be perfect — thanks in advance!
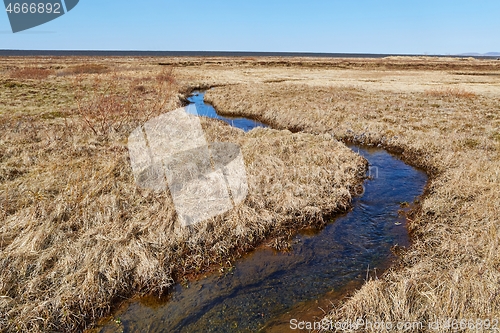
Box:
[0,63,366,332]
[204,80,500,331]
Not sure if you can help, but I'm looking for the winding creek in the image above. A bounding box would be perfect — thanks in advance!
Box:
[98,91,427,332]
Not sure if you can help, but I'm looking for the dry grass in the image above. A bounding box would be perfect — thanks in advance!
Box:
[425,87,477,99]
[58,64,109,76]
[0,59,366,332]
[154,56,500,72]
[73,69,176,137]
[204,72,500,330]
[9,67,54,80]
[2,56,500,332]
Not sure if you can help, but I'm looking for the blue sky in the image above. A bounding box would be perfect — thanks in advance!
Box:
[1,0,499,54]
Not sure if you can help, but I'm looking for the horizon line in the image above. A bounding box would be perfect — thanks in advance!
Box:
[0,49,498,59]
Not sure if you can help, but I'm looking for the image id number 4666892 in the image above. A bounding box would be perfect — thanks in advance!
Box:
[5,2,61,14]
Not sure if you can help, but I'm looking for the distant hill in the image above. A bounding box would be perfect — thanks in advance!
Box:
[459,52,500,57]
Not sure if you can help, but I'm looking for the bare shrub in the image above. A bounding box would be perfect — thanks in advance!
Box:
[155,66,176,85]
[73,68,177,138]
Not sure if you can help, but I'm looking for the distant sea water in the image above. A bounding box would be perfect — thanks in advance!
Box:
[0,50,498,58]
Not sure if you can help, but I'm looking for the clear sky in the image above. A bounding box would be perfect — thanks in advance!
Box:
[1,0,499,54]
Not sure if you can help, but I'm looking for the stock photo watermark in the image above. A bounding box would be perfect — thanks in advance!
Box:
[3,0,79,32]
[290,317,499,331]
[128,105,248,227]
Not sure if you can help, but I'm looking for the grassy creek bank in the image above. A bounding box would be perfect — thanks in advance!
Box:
[204,79,500,330]
[94,91,426,332]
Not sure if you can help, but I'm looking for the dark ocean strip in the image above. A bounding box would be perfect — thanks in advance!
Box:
[0,50,497,59]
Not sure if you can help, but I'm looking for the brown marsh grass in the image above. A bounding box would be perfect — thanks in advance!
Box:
[425,87,477,99]
[58,63,109,76]
[9,67,54,80]
[205,71,500,330]
[0,58,366,331]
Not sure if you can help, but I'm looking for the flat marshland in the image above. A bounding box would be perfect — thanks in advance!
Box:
[0,56,499,331]
[0,57,365,332]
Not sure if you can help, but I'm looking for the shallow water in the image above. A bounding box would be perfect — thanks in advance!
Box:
[186,91,267,132]
[98,93,427,333]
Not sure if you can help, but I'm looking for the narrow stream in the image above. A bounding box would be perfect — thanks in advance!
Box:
[98,91,427,332]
